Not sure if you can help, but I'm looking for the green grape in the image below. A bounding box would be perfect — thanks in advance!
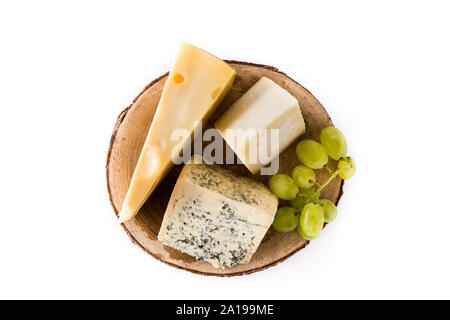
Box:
[301,187,316,198]
[290,188,314,208]
[269,174,299,200]
[290,194,307,210]
[292,165,316,189]
[338,156,356,180]
[320,126,347,160]
[296,139,328,169]
[298,227,319,240]
[290,187,318,210]
[272,207,298,232]
[298,203,324,239]
[318,199,338,222]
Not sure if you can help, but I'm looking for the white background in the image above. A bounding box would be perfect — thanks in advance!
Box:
[1,0,449,300]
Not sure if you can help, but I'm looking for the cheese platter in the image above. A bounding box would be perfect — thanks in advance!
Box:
[106,43,351,276]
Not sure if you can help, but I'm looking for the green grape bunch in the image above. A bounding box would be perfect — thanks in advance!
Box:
[269,126,355,240]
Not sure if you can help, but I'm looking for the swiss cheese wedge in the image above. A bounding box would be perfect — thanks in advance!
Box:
[119,42,235,223]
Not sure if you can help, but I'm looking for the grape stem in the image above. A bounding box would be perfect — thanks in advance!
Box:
[307,167,344,203]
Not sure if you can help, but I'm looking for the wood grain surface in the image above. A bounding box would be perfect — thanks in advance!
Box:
[106,61,344,276]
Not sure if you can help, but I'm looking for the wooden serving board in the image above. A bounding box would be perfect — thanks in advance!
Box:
[106,61,344,276]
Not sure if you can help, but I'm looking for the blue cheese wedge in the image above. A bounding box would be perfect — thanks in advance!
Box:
[158,162,278,268]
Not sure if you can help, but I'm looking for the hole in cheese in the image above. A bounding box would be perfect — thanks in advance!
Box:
[211,86,222,99]
[173,73,184,84]
[144,146,161,177]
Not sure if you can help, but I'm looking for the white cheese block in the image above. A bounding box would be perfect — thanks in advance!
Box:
[215,77,305,174]
[118,42,235,223]
[158,162,278,268]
